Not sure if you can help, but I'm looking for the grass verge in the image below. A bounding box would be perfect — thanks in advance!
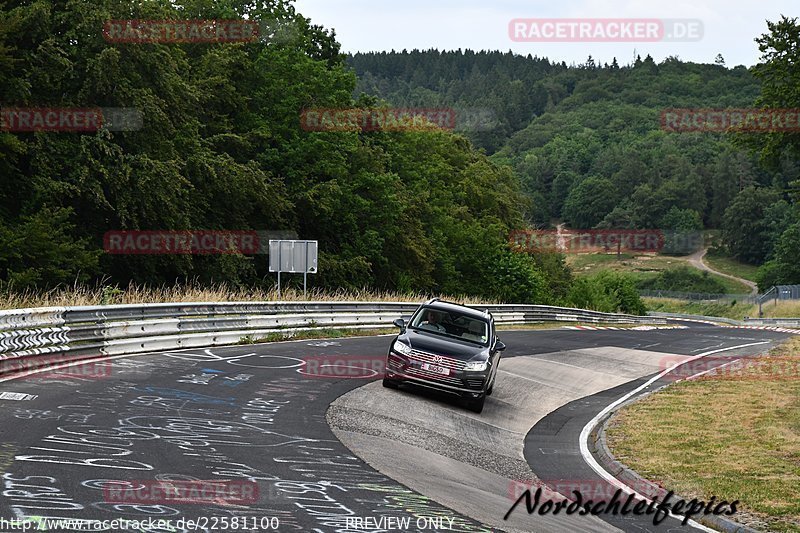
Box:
[567,253,751,294]
[606,337,800,532]
[705,252,760,283]
[758,301,800,319]
[644,297,753,320]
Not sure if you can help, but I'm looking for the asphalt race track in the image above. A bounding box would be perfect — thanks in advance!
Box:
[0,322,790,533]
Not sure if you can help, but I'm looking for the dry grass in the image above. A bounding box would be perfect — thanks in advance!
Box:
[606,337,800,532]
[568,252,680,274]
[756,301,800,319]
[0,281,501,310]
[567,252,752,294]
[644,297,753,320]
[704,252,760,283]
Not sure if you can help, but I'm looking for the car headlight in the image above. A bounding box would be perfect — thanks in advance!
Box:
[392,340,412,355]
[464,361,488,372]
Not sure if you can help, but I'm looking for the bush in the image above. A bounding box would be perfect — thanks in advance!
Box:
[564,271,646,315]
[485,249,550,303]
[0,207,99,290]
[638,267,727,294]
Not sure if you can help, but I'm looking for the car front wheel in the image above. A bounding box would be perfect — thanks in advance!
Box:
[465,394,485,413]
[382,377,399,389]
[486,374,496,396]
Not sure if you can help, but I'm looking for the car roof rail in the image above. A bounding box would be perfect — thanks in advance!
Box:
[431,298,461,306]
[427,298,491,317]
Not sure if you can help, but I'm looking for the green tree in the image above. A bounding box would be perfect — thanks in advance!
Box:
[721,187,787,264]
[562,177,617,228]
[0,207,99,288]
[746,16,800,169]
[756,222,800,289]
[660,206,703,231]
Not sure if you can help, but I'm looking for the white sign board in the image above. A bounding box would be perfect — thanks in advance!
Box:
[269,240,318,274]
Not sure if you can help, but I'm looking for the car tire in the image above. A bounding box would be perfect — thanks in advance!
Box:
[486,376,496,396]
[382,377,399,389]
[466,395,485,413]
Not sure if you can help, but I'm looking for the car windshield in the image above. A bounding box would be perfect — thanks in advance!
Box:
[410,307,489,345]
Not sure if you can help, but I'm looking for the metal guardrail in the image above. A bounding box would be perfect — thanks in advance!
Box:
[647,311,742,326]
[739,318,800,327]
[0,302,664,376]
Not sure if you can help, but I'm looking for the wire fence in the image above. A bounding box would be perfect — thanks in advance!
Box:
[775,285,800,300]
[638,290,757,303]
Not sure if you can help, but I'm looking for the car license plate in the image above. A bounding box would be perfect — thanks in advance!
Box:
[420,363,450,376]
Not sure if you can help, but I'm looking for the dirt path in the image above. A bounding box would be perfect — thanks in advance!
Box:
[687,248,758,295]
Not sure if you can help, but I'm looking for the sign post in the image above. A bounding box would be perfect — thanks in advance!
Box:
[269,240,318,298]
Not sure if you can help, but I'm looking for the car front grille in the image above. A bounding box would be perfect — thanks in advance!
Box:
[388,348,487,391]
[408,349,466,371]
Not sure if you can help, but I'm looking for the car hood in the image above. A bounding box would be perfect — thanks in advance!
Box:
[400,329,488,360]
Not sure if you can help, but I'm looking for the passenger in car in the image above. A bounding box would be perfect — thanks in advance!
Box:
[462,321,485,343]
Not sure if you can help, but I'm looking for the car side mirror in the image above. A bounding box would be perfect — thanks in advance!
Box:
[495,340,506,352]
[393,318,406,330]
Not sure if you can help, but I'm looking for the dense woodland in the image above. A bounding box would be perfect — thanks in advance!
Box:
[349,27,800,290]
[0,0,798,310]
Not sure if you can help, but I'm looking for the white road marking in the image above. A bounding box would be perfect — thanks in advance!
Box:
[578,341,770,532]
[0,392,37,401]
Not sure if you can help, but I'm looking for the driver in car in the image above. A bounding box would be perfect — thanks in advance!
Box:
[420,310,446,333]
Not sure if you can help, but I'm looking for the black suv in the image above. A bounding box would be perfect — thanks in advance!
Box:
[383,299,506,413]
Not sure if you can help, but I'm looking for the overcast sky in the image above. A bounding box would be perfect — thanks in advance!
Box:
[292,0,797,67]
